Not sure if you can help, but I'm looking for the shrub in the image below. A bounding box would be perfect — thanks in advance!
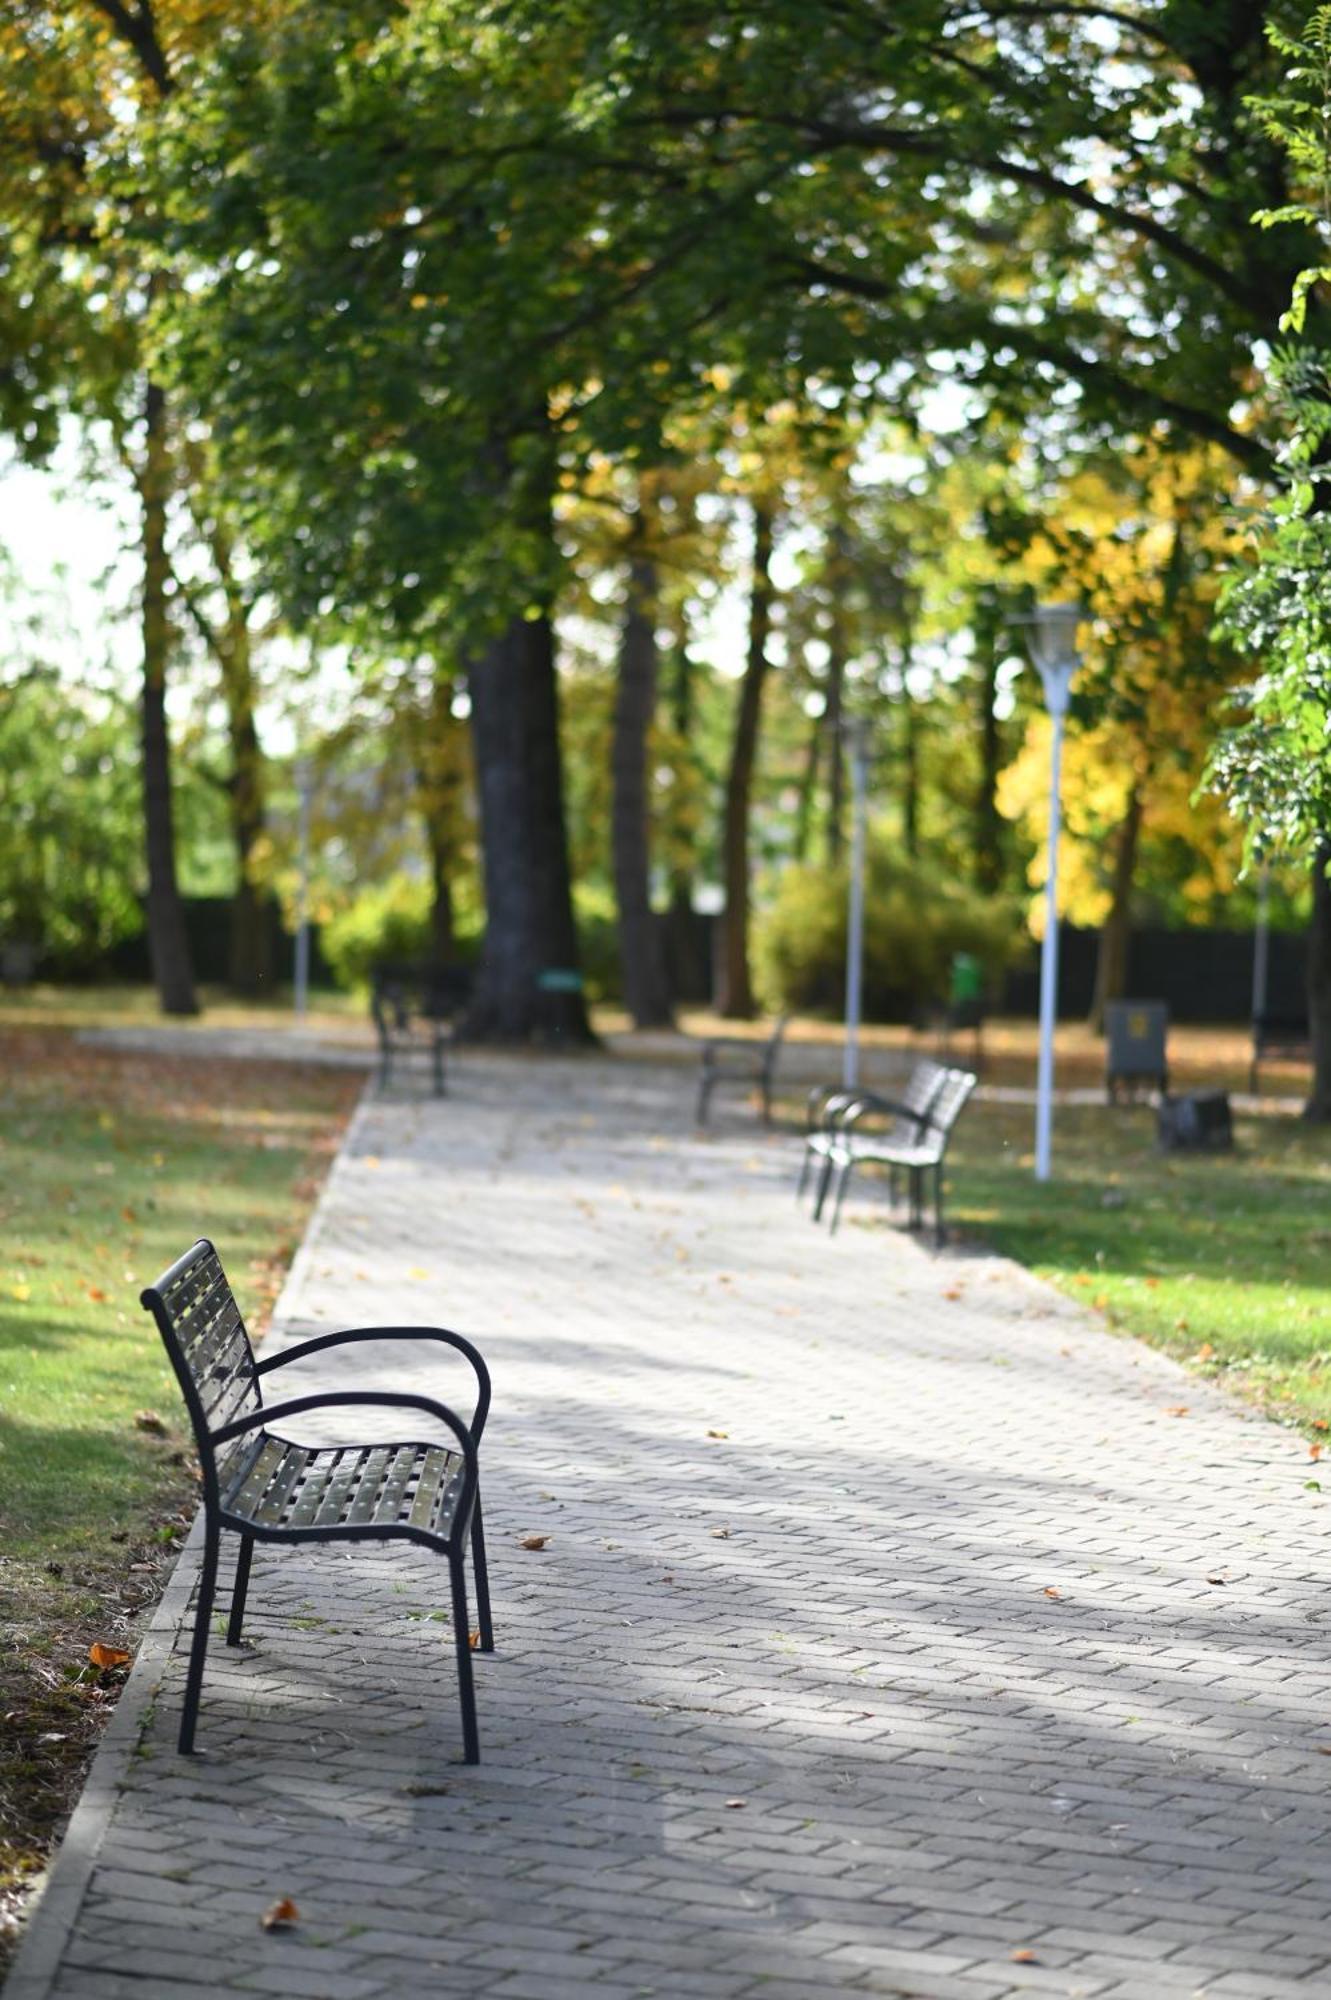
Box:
[755,845,1023,1021]
[321,875,435,990]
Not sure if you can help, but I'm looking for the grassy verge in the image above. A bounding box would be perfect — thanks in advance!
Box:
[0,1025,360,1966]
[942,1097,1331,1429]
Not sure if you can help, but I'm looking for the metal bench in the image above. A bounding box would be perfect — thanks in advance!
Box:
[798,1057,948,1210]
[696,1015,788,1127]
[140,1238,493,1761]
[815,1065,977,1245]
[371,962,473,1096]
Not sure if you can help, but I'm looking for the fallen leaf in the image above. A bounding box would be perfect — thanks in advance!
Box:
[942,1286,963,1301]
[706,1429,728,1440]
[1315,1746,1331,1756]
[1315,1419,1330,1432]
[1164,1405,1189,1417]
[1173,1317,1189,1332]
[87,1286,108,1304]
[1205,1573,1228,1586]
[1042,1587,1062,1600]
[1313,1444,1324,1462]
[519,1534,550,1551]
[710,1527,731,1539]
[260,1897,299,1930]
[724,1798,746,1810]
[134,1410,167,1434]
[1010,1948,1039,1964]
[1195,1342,1215,1360]
[1092,1294,1109,1311]
[468,1629,482,1650]
[87,1642,130,1670]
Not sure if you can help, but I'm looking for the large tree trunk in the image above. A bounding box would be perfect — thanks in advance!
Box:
[418,660,467,968]
[1305,840,1331,1120]
[973,589,1003,894]
[1089,780,1143,1033]
[139,380,198,1016]
[716,501,776,1018]
[612,549,673,1027]
[465,612,592,1043]
[661,615,706,1003]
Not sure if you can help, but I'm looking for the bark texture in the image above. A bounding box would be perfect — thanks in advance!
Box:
[612,552,673,1027]
[139,379,198,1017]
[466,613,592,1043]
[716,502,776,1019]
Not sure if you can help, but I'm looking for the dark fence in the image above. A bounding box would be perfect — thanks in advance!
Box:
[1000,923,1307,1025]
[105,899,334,990]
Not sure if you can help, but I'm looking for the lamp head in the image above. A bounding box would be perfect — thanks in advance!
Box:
[1023,600,1082,717]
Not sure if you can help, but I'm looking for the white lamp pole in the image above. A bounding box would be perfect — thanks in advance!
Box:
[1023,603,1082,1183]
[842,716,872,1090]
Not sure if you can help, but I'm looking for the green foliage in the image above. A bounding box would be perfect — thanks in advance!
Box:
[0,672,143,968]
[754,841,1022,1021]
[320,875,435,990]
[571,879,623,1005]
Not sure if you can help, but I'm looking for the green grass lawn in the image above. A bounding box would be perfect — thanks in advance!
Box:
[0,1024,360,1955]
[945,1098,1331,1430]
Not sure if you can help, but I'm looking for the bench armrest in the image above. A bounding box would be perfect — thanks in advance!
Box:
[806,1086,860,1132]
[211,1389,478,1489]
[841,1092,927,1131]
[255,1327,490,1439]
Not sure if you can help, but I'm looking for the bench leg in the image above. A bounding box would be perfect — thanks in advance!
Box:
[696,1072,714,1126]
[226,1534,253,1647]
[811,1148,836,1221]
[829,1157,854,1236]
[796,1142,816,1201]
[179,1521,220,1754]
[449,1554,480,1764]
[470,1495,494,1653]
[934,1165,946,1248]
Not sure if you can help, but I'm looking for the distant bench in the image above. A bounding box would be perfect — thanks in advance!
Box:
[1251,1014,1311,1095]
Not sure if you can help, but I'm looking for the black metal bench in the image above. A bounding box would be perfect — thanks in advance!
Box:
[815,1064,977,1245]
[140,1238,493,1761]
[696,1015,788,1127]
[798,1057,948,1210]
[1250,1013,1310,1094]
[371,962,473,1096]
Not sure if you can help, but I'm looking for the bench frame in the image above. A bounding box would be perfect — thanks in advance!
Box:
[141,1239,492,1762]
[815,1065,977,1246]
[696,1016,788,1127]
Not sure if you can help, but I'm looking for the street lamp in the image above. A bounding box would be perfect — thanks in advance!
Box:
[841,715,872,1090]
[1021,602,1082,1182]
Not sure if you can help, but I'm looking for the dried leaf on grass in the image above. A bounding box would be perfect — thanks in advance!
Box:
[259,1897,299,1930]
[87,1642,130,1671]
[133,1410,167,1435]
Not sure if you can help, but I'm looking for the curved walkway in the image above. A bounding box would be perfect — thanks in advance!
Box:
[7,1054,1329,2000]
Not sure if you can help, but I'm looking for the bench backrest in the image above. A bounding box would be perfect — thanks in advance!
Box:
[140,1240,262,1467]
[917,1066,977,1157]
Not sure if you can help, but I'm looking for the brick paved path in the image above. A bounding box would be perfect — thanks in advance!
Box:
[11,1056,1331,2000]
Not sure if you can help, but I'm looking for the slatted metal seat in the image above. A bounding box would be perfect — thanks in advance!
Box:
[141,1238,492,1762]
[817,1065,977,1245]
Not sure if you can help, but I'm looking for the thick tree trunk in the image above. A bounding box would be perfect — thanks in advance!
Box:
[973,590,1003,894]
[465,612,592,1043]
[716,502,776,1019]
[662,619,706,1003]
[792,703,821,865]
[1089,781,1143,1033]
[139,380,198,1017]
[417,660,467,968]
[612,550,673,1027]
[1305,841,1331,1121]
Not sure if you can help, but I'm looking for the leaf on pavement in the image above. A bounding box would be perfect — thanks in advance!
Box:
[706,1429,728,1440]
[260,1897,300,1930]
[519,1534,550,1551]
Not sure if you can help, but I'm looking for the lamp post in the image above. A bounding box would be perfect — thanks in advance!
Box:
[1022,602,1082,1182]
[842,716,872,1090]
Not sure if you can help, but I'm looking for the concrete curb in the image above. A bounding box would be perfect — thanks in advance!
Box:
[1,1081,377,2000]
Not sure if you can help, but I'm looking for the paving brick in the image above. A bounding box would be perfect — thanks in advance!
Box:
[14,1052,1331,2000]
